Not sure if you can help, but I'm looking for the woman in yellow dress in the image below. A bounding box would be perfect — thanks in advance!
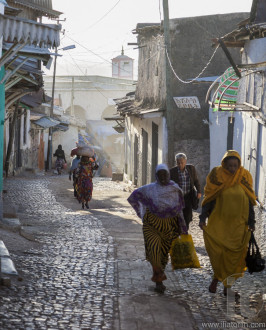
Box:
[199,150,256,296]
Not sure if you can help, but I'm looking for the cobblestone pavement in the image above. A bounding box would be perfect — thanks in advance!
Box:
[1,176,117,329]
[0,174,265,330]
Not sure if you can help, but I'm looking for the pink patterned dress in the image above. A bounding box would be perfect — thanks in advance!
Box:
[75,161,97,204]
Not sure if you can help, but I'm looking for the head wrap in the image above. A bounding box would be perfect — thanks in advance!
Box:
[202,150,256,206]
[128,164,185,221]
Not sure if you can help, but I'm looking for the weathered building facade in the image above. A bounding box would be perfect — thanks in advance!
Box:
[207,0,266,253]
[1,0,62,176]
[118,13,248,187]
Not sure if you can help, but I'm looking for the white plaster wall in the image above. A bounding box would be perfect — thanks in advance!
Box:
[242,39,266,64]
[44,76,136,122]
[57,89,131,121]
[124,114,164,185]
[209,108,228,169]
[44,130,48,162]
[255,125,266,203]
[232,111,244,157]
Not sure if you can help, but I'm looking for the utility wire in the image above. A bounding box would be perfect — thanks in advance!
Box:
[64,33,164,77]
[64,33,136,76]
[64,49,110,100]
[84,0,121,31]
[165,45,220,84]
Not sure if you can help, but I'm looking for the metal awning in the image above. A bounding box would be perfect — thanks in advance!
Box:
[30,112,44,121]
[4,3,22,16]
[206,68,262,112]
[0,13,61,47]
[33,116,60,128]
[103,115,124,121]
[140,108,162,114]
[3,42,59,63]
[52,123,69,132]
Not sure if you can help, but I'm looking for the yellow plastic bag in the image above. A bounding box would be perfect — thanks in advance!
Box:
[170,234,201,269]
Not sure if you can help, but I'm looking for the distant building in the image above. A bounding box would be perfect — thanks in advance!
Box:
[112,47,134,80]
[44,75,136,172]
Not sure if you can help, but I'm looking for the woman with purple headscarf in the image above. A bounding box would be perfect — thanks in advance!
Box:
[128,164,187,293]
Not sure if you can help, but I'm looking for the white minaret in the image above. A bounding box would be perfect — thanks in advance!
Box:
[112,47,134,80]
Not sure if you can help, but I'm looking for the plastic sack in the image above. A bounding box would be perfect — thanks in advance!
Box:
[170,234,201,269]
[63,163,67,170]
[76,146,94,157]
[76,142,87,148]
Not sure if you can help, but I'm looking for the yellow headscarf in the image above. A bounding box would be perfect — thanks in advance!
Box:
[202,150,256,206]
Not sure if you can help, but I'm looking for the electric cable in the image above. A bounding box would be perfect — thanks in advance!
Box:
[83,0,121,31]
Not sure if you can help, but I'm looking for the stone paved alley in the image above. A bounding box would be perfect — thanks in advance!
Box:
[0,173,265,330]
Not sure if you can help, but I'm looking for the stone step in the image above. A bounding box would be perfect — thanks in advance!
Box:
[0,240,18,278]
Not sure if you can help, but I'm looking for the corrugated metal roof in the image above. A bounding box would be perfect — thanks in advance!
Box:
[10,0,62,18]
[3,42,58,56]
[0,13,61,47]
[52,124,69,132]
[30,112,43,120]
[4,3,22,16]
[33,116,60,128]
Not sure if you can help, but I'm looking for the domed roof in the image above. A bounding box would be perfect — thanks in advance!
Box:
[112,47,133,61]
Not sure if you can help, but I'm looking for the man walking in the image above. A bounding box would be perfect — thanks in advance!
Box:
[170,153,201,229]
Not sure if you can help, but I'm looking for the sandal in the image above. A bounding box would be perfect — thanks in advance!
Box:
[155,282,166,293]
[151,271,167,282]
[209,279,218,293]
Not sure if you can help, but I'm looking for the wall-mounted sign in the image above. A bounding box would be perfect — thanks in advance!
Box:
[173,96,201,109]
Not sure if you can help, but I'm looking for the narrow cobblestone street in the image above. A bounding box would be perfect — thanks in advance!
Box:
[0,173,265,329]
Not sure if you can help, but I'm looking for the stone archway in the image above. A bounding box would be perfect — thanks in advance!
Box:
[65,105,86,121]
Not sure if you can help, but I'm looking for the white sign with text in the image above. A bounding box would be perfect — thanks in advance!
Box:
[173,96,201,109]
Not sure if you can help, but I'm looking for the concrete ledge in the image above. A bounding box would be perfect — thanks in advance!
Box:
[0,218,21,232]
[112,173,123,181]
[0,240,18,280]
[1,257,18,276]
[20,226,37,241]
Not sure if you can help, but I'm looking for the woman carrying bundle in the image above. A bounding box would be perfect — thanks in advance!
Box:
[75,155,99,209]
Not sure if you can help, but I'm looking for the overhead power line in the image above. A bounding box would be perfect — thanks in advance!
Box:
[84,0,121,31]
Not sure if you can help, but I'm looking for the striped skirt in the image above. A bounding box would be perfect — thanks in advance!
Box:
[143,209,181,270]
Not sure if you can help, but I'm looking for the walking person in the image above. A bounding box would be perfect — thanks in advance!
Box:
[69,155,81,197]
[128,164,187,293]
[199,150,256,296]
[170,153,201,229]
[75,156,99,209]
[53,144,66,175]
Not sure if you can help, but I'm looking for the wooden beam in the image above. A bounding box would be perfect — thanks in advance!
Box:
[218,38,241,78]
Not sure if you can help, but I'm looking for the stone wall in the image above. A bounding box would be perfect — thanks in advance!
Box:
[173,138,209,193]
[135,13,248,177]
[169,13,248,144]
